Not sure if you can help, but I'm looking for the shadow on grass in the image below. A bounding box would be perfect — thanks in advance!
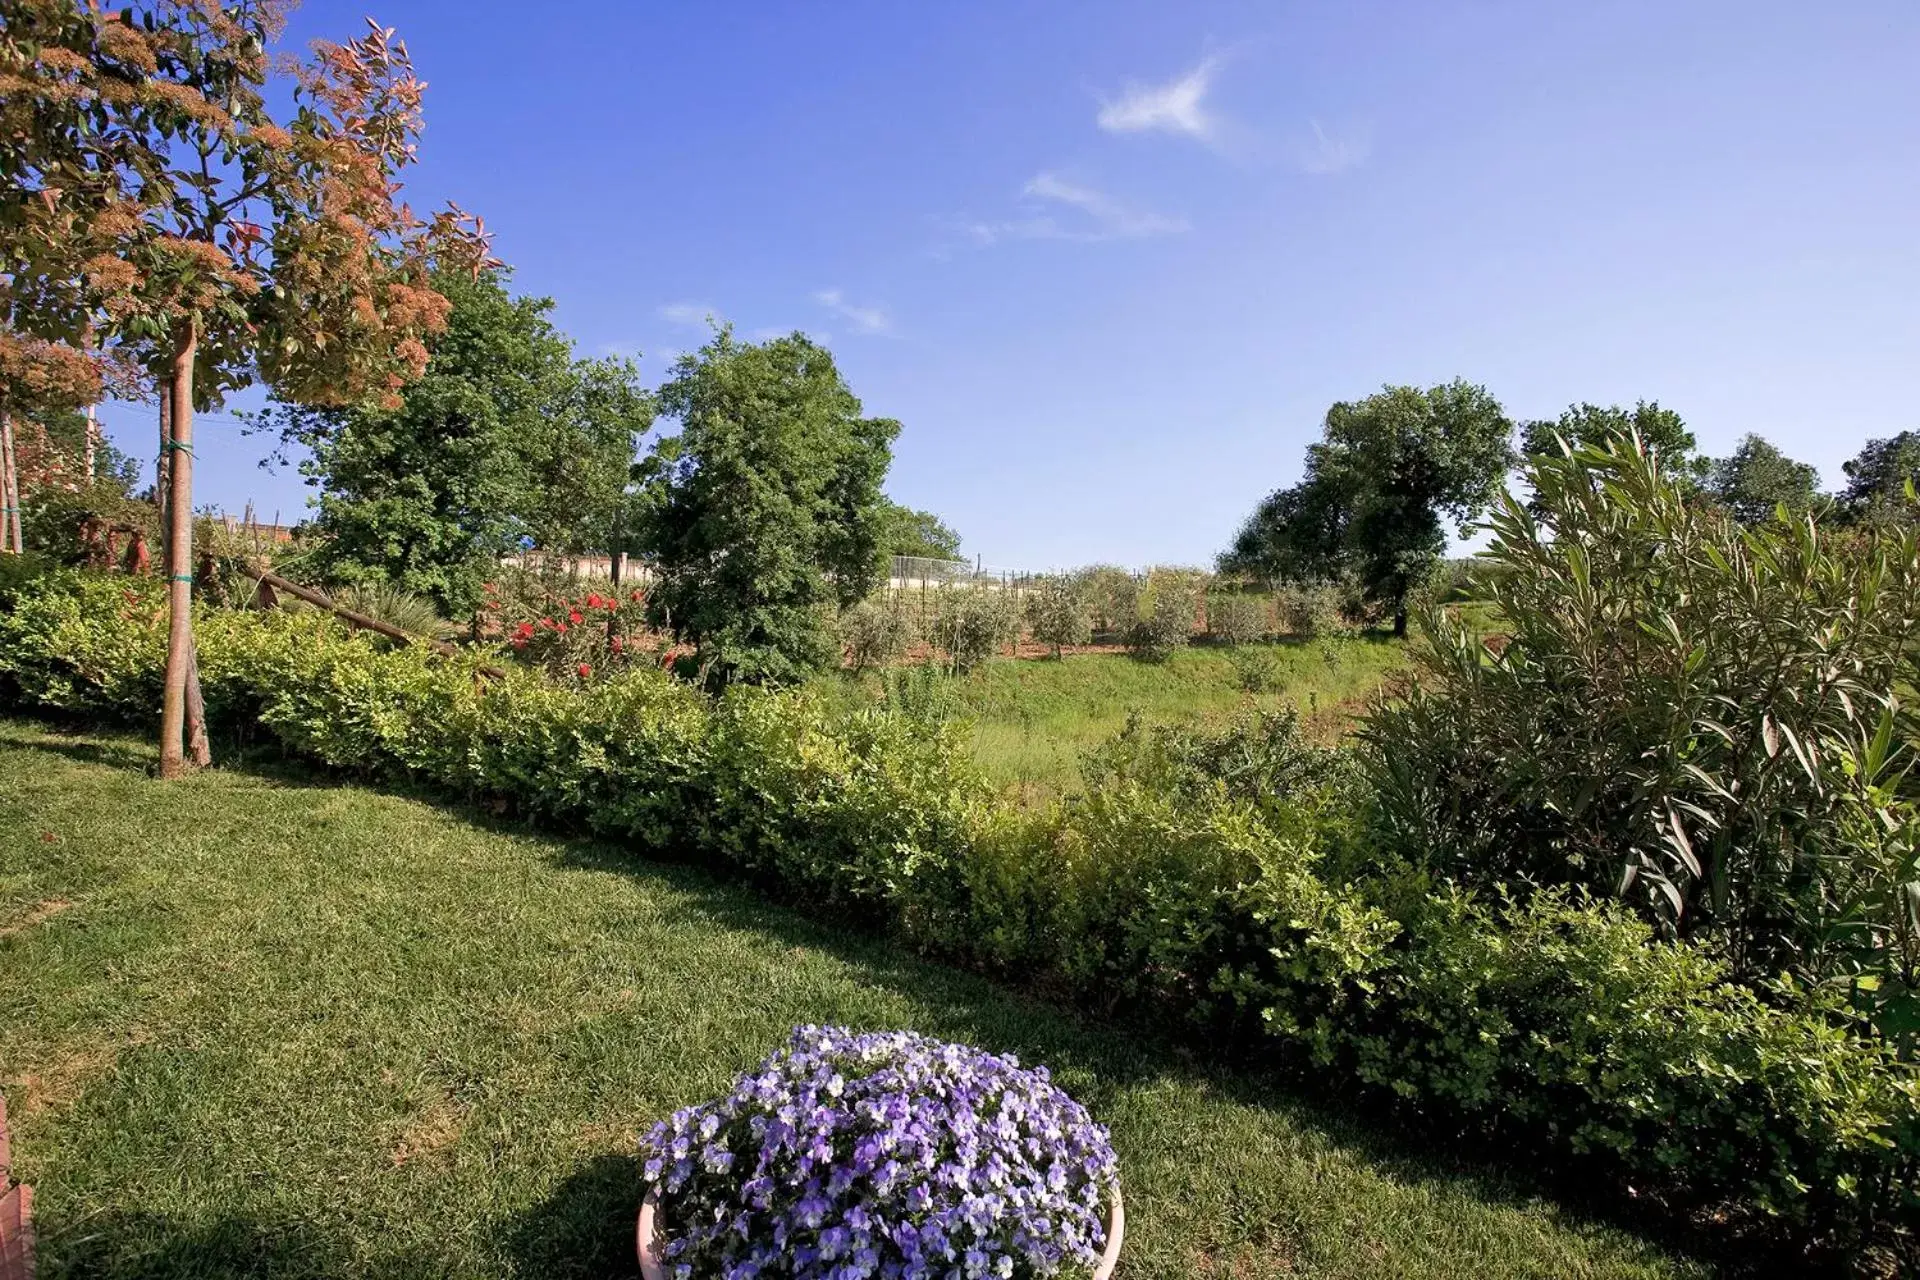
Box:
[0,717,1776,1276]
[3,722,159,775]
[37,1208,441,1279]
[505,1153,644,1280]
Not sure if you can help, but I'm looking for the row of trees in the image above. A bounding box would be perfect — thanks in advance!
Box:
[1221,387,1918,633]
[4,3,964,754]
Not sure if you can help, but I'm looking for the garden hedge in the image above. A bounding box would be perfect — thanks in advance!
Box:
[3,565,1915,1257]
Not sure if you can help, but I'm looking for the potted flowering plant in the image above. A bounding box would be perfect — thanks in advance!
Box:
[637,1026,1123,1279]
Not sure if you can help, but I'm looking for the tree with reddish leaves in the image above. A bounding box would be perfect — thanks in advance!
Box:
[1,1,493,777]
[0,330,101,551]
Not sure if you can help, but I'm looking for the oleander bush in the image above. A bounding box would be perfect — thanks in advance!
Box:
[1368,437,1920,1018]
[2,560,1916,1257]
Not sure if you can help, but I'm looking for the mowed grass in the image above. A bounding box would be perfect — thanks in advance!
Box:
[954,638,1409,794]
[0,719,1708,1280]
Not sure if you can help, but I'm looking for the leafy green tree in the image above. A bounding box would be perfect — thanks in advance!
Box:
[1221,381,1513,635]
[260,272,650,615]
[877,501,963,562]
[1839,431,1920,525]
[1707,433,1820,525]
[1519,401,1707,508]
[1,4,491,776]
[636,329,898,685]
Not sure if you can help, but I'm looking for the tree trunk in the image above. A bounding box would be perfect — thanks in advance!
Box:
[83,404,98,482]
[1393,608,1408,639]
[186,647,212,767]
[0,411,19,553]
[156,394,169,510]
[158,323,199,779]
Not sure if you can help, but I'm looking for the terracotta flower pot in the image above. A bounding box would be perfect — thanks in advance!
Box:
[637,1183,1126,1280]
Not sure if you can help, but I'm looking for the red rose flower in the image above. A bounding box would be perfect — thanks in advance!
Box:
[630,589,644,603]
[539,616,555,629]
[611,636,625,653]
[577,662,592,678]
[569,610,584,625]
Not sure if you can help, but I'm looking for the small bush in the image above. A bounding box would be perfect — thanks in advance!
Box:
[330,582,456,641]
[1273,579,1352,638]
[1024,574,1092,656]
[1206,592,1267,645]
[931,586,1019,673]
[1227,646,1284,693]
[837,597,915,672]
[1073,564,1137,641]
[1126,573,1196,662]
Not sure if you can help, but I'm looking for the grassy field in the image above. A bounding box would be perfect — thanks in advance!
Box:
[950,638,1408,794]
[0,718,1715,1279]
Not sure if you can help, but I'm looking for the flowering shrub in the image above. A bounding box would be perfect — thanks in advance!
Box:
[480,576,667,681]
[640,1027,1118,1279]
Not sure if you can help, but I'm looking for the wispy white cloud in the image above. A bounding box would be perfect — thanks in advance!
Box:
[957,173,1189,246]
[813,289,893,336]
[1097,58,1220,143]
[657,301,722,329]
[1296,119,1370,175]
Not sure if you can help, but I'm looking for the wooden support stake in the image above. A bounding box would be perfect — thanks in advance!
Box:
[239,565,506,679]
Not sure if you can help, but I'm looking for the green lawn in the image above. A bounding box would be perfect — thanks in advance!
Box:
[952,638,1409,795]
[0,719,1710,1279]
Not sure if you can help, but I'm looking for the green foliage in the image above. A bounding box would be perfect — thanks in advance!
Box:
[20,482,155,565]
[637,329,898,686]
[1071,565,1137,641]
[328,583,455,642]
[1839,431,1920,526]
[1271,579,1353,638]
[1708,433,1822,525]
[1222,381,1514,633]
[258,271,653,617]
[1519,401,1708,493]
[838,598,915,673]
[930,586,1019,673]
[1125,579,1193,663]
[1226,645,1285,693]
[1024,574,1092,656]
[878,662,965,728]
[876,501,963,561]
[6,567,1919,1252]
[1205,592,1267,645]
[1368,435,1920,1004]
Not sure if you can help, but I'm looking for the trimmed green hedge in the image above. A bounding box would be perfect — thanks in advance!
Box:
[4,566,1916,1255]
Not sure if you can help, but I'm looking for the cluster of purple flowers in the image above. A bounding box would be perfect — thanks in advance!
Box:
[639,1026,1120,1279]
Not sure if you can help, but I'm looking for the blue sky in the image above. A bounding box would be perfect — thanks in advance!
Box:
[98,1,1920,570]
